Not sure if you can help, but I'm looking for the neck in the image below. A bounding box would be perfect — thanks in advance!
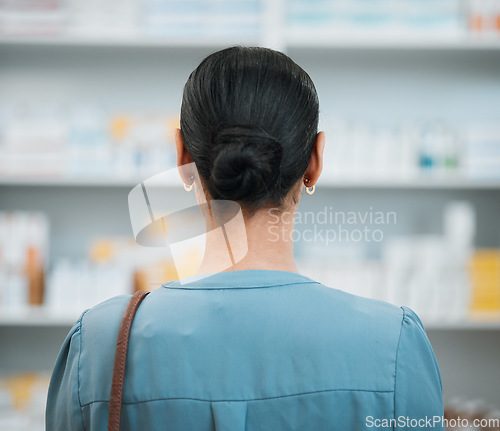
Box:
[195,206,298,275]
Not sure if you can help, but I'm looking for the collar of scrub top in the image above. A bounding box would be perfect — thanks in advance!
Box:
[162,269,321,290]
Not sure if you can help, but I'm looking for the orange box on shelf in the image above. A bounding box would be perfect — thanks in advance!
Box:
[468,249,500,312]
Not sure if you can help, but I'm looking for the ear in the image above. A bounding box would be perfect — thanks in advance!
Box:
[175,128,194,184]
[303,131,325,187]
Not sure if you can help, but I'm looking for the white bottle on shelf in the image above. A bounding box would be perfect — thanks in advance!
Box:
[443,201,476,319]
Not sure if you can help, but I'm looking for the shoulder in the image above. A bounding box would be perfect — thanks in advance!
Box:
[78,293,139,367]
[311,286,441,394]
[250,282,408,392]
[76,294,134,405]
[395,304,437,368]
[46,295,134,428]
[80,294,131,335]
[399,304,427,334]
[310,282,405,334]
[304,283,409,367]
[396,304,440,372]
[78,293,133,348]
[393,306,444,416]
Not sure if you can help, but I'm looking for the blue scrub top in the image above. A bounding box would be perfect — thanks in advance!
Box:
[46,269,445,430]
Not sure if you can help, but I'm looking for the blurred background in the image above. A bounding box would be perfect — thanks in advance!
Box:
[1,0,500,429]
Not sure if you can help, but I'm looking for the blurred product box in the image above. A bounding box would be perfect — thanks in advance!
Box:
[0,0,68,36]
[0,211,48,308]
[463,126,500,181]
[445,397,500,431]
[0,0,262,39]
[468,0,500,36]
[469,249,500,312]
[0,105,178,180]
[287,0,466,38]
[297,200,500,324]
[0,372,49,431]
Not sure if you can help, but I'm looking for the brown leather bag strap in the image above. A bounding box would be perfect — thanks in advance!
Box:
[108,290,150,431]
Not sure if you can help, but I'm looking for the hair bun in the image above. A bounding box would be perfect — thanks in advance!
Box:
[208,124,283,206]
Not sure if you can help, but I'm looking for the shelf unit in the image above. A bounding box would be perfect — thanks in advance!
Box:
[1,176,500,189]
[1,10,500,408]
[0,35,260,49]
[286,35,500,51]
[1,306,500,329]
[1,35,500,51]
[0,307,82,327]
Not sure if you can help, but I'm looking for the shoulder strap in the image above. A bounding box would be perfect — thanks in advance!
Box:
[108,290,150,431]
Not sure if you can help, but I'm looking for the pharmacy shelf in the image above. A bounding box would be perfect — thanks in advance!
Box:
[0,306,499,329]
[320,177,500,190]
[0,35,261,49]
[299,177,493,190]
[1,176,500,190]
[1,35,500,52]
[286,34,500,51]
[423,313,500,330]
[0,306,82,327]
[0,176,147,187]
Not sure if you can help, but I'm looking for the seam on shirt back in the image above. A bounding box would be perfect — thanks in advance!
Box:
[78,309,90,431]
[394,306,406,428]
[80,387,395,407]
[164,281,321,290]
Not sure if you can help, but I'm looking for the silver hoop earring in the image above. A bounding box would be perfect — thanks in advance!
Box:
[304,178,315,195]
[183,176,194,192]
[305,185,315,195]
